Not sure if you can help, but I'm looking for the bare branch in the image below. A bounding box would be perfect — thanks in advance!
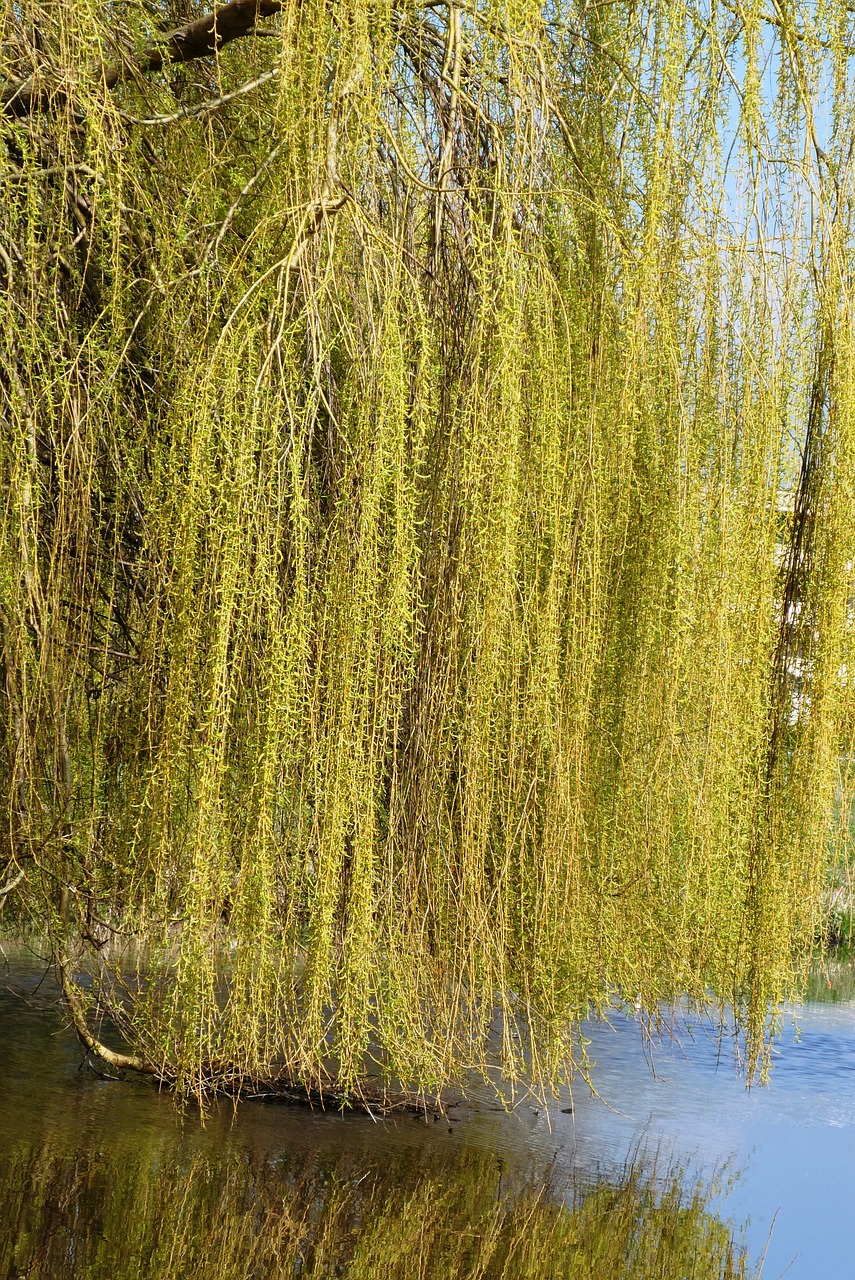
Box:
[0,866,25,898]
[58,947,158,1075]
[118,65,281,125]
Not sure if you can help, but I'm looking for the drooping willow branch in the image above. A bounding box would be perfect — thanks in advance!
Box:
[1,0,284,118]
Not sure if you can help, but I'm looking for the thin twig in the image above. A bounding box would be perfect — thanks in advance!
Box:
[119,65,281,126]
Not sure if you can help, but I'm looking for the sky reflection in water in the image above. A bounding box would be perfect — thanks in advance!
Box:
[549,999,855,1278]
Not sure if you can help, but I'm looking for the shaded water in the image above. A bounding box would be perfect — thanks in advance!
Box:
[3,943,854,1277]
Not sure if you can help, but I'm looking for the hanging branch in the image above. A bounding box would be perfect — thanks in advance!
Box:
[1,0,284,118]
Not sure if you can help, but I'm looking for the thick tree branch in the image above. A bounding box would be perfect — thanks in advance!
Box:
[58,946,158,1075]
[1,0,283,118]
[0,866,25,898]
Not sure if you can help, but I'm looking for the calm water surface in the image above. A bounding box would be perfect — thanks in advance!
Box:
[554,1002,855,1278]
[2,941,854,1277]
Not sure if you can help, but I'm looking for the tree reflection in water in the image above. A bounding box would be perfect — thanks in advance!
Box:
[1,1133,752,1279]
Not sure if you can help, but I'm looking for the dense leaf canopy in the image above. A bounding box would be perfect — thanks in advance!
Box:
[1,0,854,1099]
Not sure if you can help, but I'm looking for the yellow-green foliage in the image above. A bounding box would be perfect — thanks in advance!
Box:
[2,0,855,1094]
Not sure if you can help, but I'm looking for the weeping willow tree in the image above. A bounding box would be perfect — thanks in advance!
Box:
[2,0,855,1101]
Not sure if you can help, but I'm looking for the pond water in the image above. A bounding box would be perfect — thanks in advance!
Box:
[2,941,854,1278]
[553,1001,855,1278]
